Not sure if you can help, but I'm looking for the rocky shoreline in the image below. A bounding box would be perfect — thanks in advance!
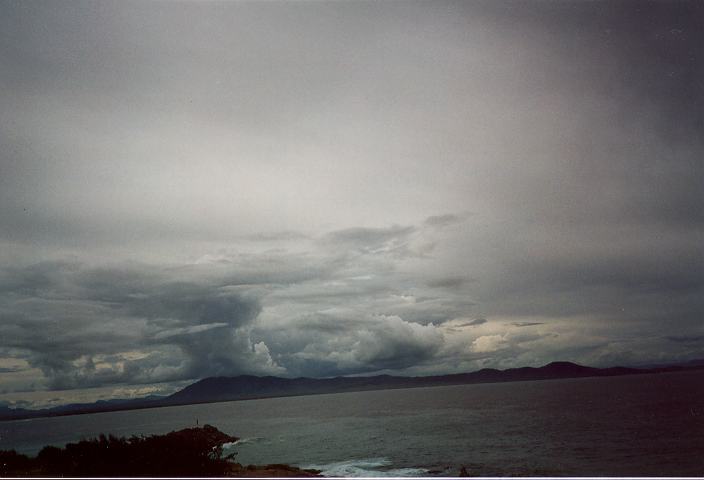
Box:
[228,463,322,477]
[0,425,321,477]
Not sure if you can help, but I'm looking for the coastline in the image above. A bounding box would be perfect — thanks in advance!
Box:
[5,362,702,423]
[0,425,322,477]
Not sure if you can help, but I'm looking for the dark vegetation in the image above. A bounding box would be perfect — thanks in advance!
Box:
[1,425,238,476]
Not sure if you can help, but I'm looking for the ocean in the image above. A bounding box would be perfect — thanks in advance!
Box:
[1,370,703,476]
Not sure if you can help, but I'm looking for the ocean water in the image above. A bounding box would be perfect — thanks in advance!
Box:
[1,370,703,476]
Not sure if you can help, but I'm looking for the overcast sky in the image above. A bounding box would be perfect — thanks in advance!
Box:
[1,0,702,408]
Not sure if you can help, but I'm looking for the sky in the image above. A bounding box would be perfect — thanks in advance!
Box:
[0,0,702,408]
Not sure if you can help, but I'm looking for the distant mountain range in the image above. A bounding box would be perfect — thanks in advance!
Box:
[0,395,166,422]
[2,360,703,422]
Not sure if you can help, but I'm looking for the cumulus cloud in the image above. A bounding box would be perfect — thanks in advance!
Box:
[0,213,491,394]
[0,261,283,391]
[471,335,507,353]
[256,312,445,377]
[2,200,703,399]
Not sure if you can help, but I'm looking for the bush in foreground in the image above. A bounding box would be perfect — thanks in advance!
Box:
[1,424,239,476]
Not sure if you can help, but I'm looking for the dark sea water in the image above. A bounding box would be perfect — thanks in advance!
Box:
[1,370,703,476]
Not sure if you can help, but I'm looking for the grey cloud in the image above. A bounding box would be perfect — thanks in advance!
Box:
[257,312,445,378]
[426,277,471,289]
[267,278,397,305]
[512,322,544,328]
[152,323,229,341]
[424,214,463,228]
[321,225,417,255]
[476,235,704,328]
[0,366,25,373]
[666,335,704,344]
[242,231,310,242]
[474,0,704,153]
[459,318,488,327]
[354,322,443,371]
[385,298,477,326]
[0,216,489,391]
[0,260,279,390]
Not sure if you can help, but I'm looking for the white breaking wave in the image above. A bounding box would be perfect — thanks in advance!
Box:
[234,436,265,445]
[222,437,264,454]
[303,457,427,477]
[222,436,265,450]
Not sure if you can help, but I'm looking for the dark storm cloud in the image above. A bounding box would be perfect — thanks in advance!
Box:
[0,261,263,329]
[0,261,280,390]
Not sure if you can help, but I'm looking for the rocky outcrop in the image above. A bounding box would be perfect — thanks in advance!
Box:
[0,425,320,477]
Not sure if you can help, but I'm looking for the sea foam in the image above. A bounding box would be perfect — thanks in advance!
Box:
[303,457,427,477]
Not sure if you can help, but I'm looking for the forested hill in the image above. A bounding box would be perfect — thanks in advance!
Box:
[166,361,646,405]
